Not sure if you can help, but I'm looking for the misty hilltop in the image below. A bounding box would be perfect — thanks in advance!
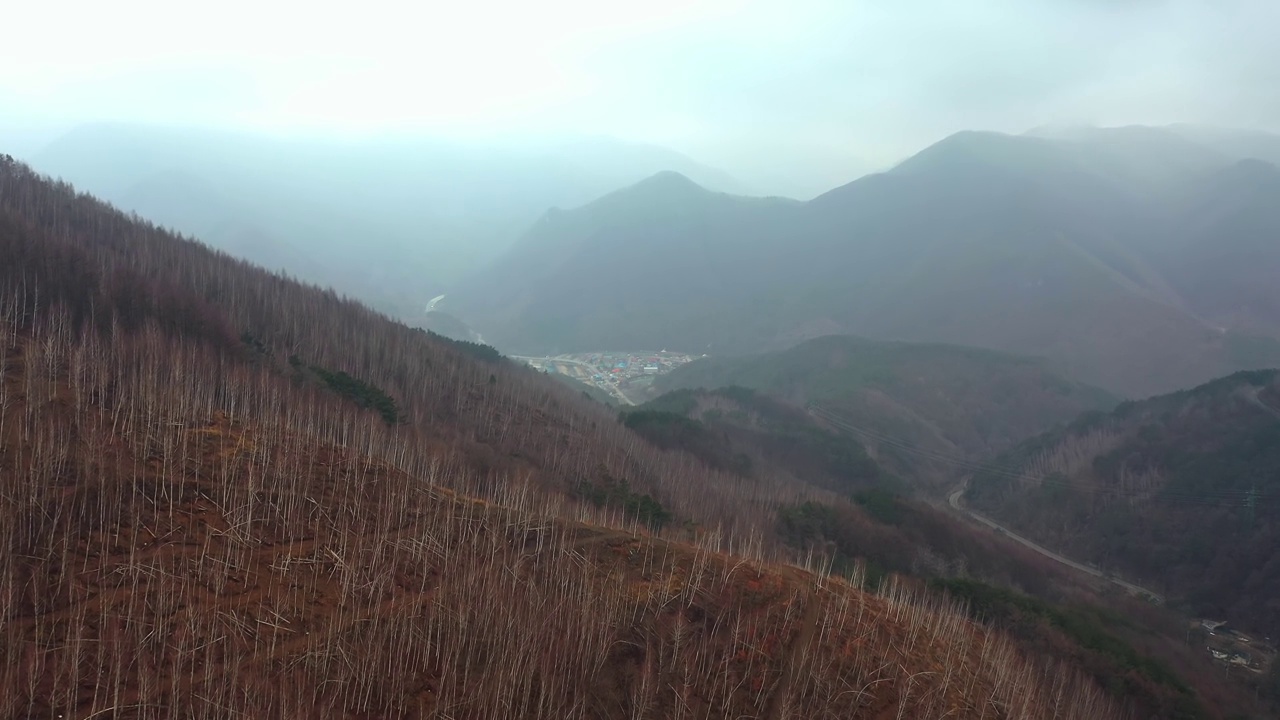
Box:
[22,123,748,317]
[453,125,1280,398]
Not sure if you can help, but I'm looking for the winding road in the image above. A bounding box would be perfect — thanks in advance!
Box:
[808,402,1165,601]
[949,478,1164,603]
[942,383,1278,604]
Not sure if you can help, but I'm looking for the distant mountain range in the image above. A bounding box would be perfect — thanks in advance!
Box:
[20,123,746,318]
[454,125,1280,398]
[21,122,1280,398]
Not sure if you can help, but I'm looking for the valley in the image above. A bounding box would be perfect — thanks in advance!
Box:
[10,2,1280,714]
[946,475,1164,603]
[6,121,1280,718]
[962,370,1280,644]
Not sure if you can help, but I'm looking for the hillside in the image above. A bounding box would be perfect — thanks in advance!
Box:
[0,156,1159,717]
[624,386,1253,718]
[24,123,745,318]
[625,386,1091,591]
[0,154,809,552]
[454,127,1280,397]
[626,386,885,493]
[964,369,1280,640]
[0,325,1117,718]
[651,336,1117,489]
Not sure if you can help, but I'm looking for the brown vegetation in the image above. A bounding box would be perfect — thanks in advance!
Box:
[0,155,1127,717]
[0,306,1114,719]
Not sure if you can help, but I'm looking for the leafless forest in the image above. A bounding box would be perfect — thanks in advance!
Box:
[0,157,1122,718]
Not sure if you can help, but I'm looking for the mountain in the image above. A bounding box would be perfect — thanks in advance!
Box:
[1170,124,1280,167]
[626,385,1243,719]
[1159,158,1280,337]
[455,127,1280,398]
[649,335,1118,490]
[625,385,887,494]
[1021,124,1232,198]
[0,151,1142,719]
[964,369,1280,640]
[5,154,1255,718]
[625,383,1084,584]
[23,123,746,318]
[452,172,803,353]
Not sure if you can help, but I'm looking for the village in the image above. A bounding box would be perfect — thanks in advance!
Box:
[514,350,701,404]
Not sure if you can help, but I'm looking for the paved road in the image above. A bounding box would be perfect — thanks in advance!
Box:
[949,478,1164,603]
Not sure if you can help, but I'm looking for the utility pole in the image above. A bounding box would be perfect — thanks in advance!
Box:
[1245,482,1258,530]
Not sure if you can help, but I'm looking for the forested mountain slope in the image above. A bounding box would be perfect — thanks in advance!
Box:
[964,369,1280,639]
[652,335,1117,489]
[0,155,1144,718]
[624,385,1258,718]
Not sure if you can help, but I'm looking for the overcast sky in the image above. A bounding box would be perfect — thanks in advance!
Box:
[3,0,1279,197]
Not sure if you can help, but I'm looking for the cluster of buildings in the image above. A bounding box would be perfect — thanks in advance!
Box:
[580,351,696,381]
[1199,619,1273,673]
[518,350,701,403]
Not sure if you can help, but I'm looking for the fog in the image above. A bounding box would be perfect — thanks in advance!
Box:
[4,0,1280,198]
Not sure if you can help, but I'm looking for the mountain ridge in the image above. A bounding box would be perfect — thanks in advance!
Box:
[454,125,1280,397]
[650,334,1119,489]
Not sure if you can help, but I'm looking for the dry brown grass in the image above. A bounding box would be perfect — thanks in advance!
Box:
[0,319,1120,719]
[0,157,1122,718]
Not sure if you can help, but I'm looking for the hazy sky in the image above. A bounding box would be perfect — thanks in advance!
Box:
[3,0,1279,197]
